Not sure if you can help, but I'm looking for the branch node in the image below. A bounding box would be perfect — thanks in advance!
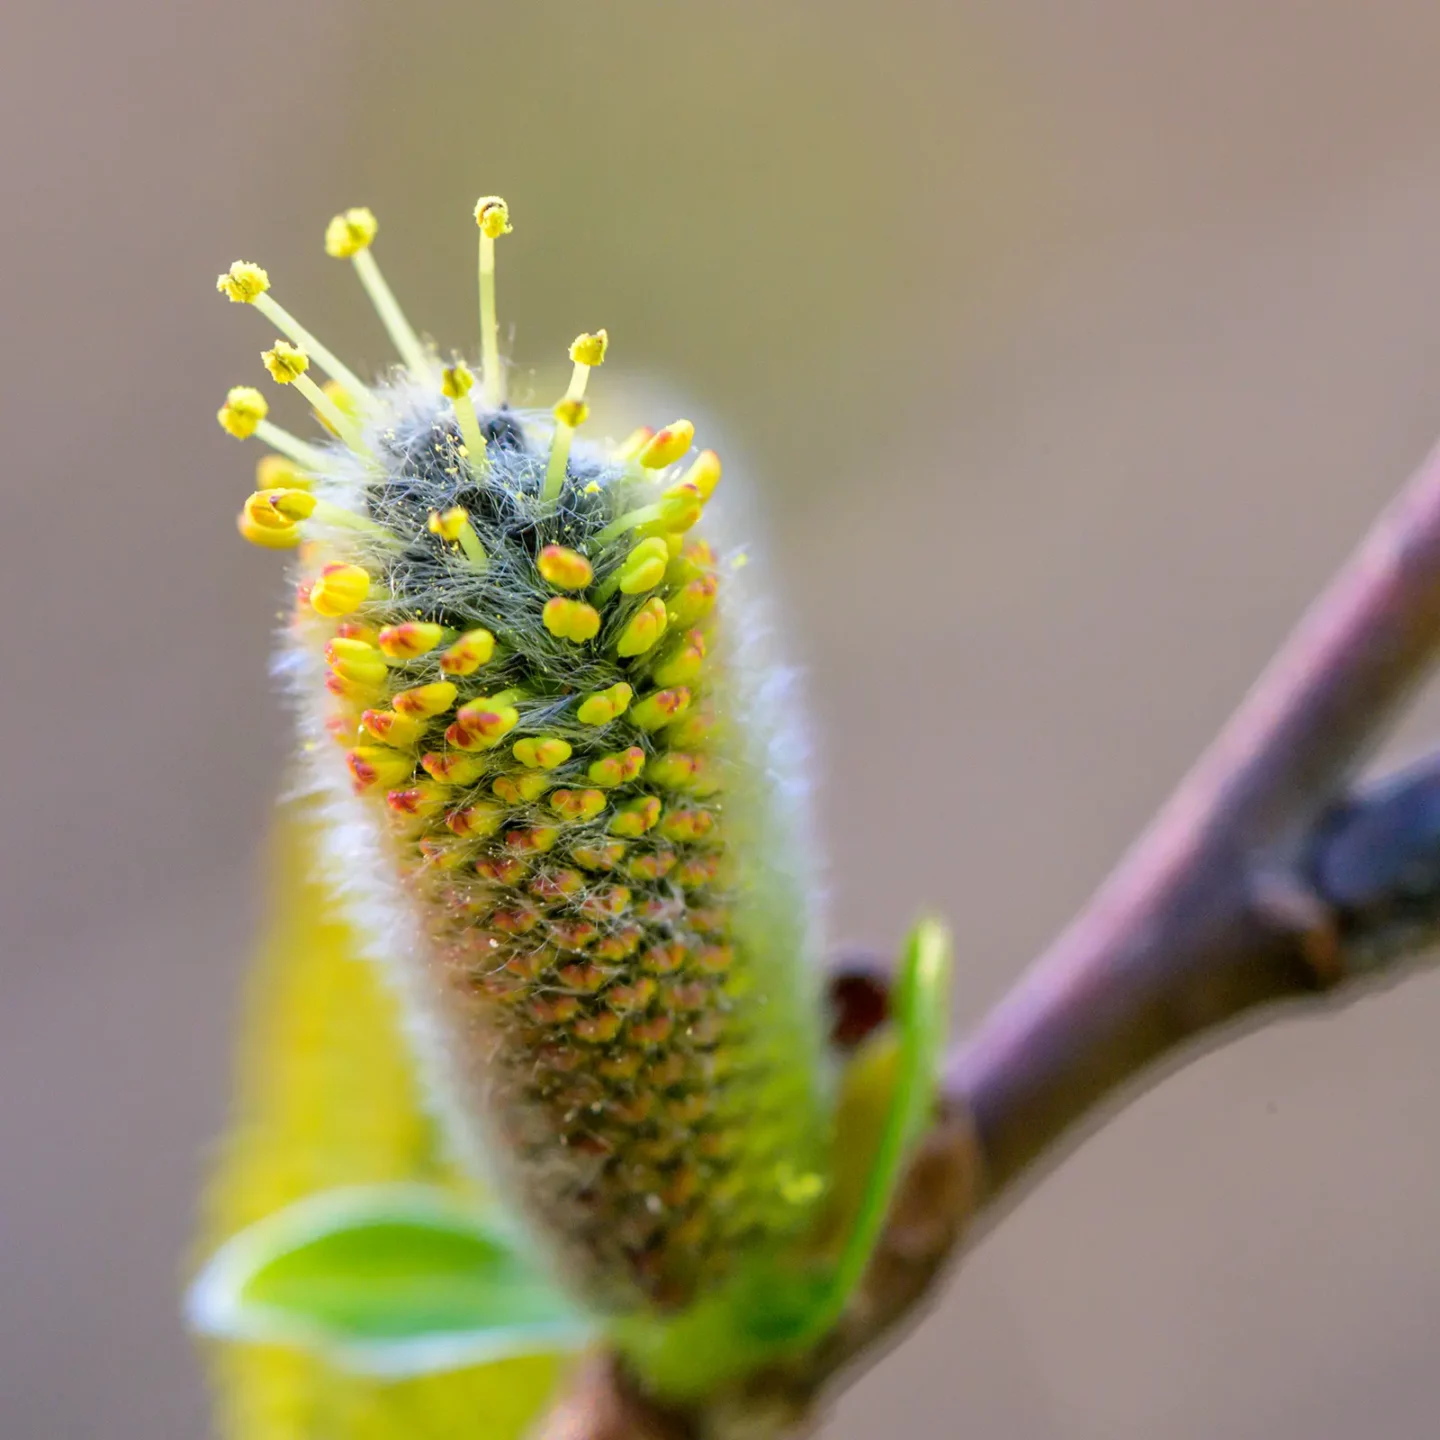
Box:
[1248,865,1343,987]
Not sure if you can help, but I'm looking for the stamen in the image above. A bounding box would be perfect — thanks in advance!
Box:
[426,506,488,568]
[325,207,431,379]
[473,197,512,407]
[616,597,668,657]
[268,487,394,542]
[217,261,370,401]
[217,385,331,470]
[262,342,369,454]
[542,332,608,501]
[441,363,487,469]
[594,536,669,602]
[543,396,589,501]
[591,482,705,546]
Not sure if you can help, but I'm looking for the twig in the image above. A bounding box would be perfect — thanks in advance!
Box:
[538,438,1440,1435]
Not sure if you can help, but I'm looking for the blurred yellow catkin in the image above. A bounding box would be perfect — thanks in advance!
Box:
[195,801,562,1439]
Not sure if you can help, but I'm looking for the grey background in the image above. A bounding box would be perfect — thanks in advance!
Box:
[5,1,1440,1435]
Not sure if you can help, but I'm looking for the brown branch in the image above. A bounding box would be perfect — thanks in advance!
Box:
[537,439,1440,1435]
[945,434,1440,1199]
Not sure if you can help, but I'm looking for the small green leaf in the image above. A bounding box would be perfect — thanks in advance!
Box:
[187,1185,594,1377]
[785,915,953,1346]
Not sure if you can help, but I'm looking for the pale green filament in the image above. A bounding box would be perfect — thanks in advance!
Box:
[451,392,488,468]
[542,359,594,503]
[254,419,331,472]
[290,372,370,455]
[351,248,432,379]
[478,231,503,408]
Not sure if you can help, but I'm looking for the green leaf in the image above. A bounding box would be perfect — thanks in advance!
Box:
[784,914,953,1347]
[187,1185,594,1377]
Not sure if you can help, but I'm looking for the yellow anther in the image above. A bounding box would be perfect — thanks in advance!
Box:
[447,695,520,749]
[679,449,722,500]
[549,788,607,822]
[659,807,715,843]
[537,545,593,590]
[428,506,468,541]
[577,682,633,726]
[587,746,645,788]
[310,563,370,617]
[421,749,485,784]
[614,537,670,597]
[647,752,699,789]
[572,840,626,872]
[384,781,451,820]
[241,489,297,532]
[427,507,487,567]
[658,482,704,532]
[237,504,300,549]
[326,636,388,685]
[474,196,512,238]
[608,795,661,837]
[256,452,311,491]
[441,363,475,399]
[650,629,706,688]
[447,801,505,838]
[665,703,715,749]
[637,419,695,469]
[630,686,692,731]
[216,261,271,303]
[438,628,496,676]
[616,596,668,657]
[505,824,559,855]
[493,771,551,805]
[346,746,414,792]
[513,736,572,770]
[543,597,601,644]
[262,340,309,384]
[324,206,378,258]
[569,331,608,367]
[394,680,459,718]
[553,397,589,428]
[217,386,268,438]
[667,572,719,628]
[378,621,446,659]
[360,708,428,748]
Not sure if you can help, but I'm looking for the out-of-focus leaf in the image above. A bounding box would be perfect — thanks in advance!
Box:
[190,1185,592,1375]
[193,800,566,1438]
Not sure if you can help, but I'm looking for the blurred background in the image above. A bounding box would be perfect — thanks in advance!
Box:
[6,1,1440,1435]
